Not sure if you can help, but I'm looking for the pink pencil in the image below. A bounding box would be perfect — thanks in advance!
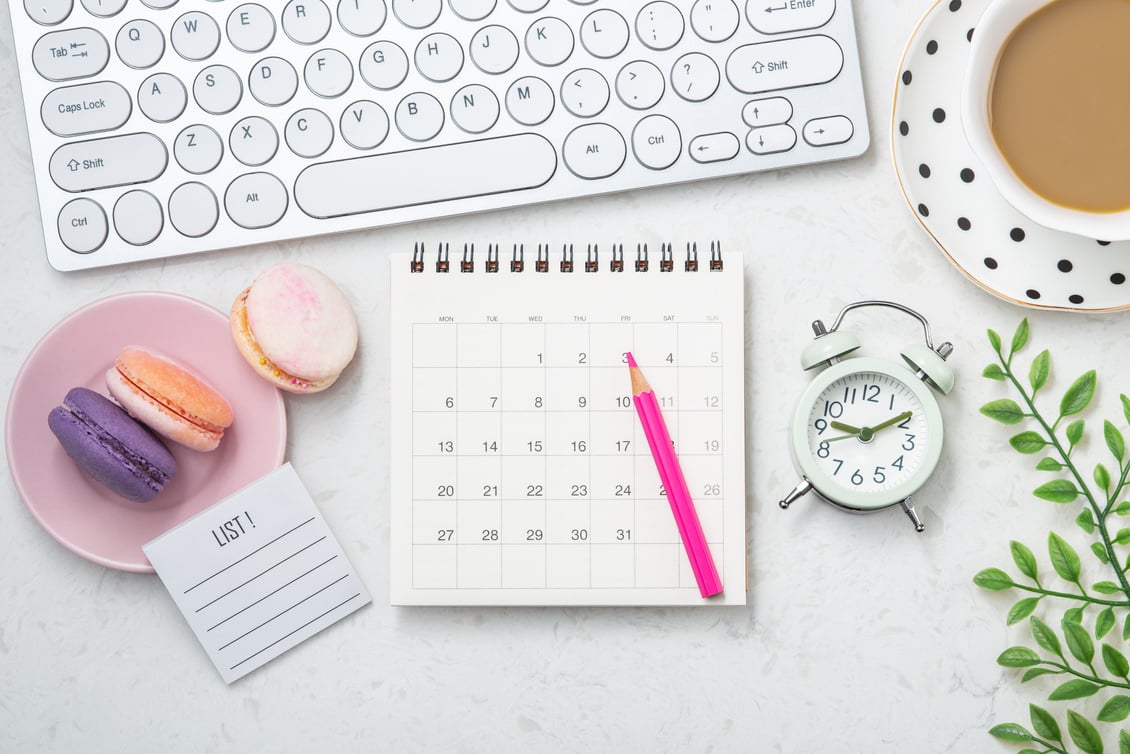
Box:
[627,352,723,598]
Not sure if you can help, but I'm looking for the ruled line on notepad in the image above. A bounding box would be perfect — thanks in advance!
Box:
[184,517,317,594]
[193,536,327,613]
[206,555,339,632]
[228,592,362,671]
[217,573,350,652]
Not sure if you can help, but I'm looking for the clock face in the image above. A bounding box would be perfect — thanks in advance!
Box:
[802,369,933,501]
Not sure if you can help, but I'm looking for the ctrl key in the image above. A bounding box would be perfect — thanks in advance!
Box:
[57,198,108,253]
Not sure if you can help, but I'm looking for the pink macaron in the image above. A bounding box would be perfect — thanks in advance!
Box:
[230,263,358,393]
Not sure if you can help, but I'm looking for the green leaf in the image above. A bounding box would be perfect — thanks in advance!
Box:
[1097,463,1113,492]
[1108,420,1127,461]
[1023,667,1062,683]
[1049,679,1101,700]
[1011,541,1039,579]
[998,646,1042,667]
[1032,616,1064,658]
[1012,431,1049,454]
[1063,619,1095,664]
[1122,394,1130,427]
[983,363,1007,381]
[1037,457,1064,472]
[988,328,1002,353]
[1117,501,1130,516]
[1094,542,1112,565]
[1105,643,1130,678]
[1095,581,1123,595]
[982,399,1026,425]
[990,722,1033,743]
[1120,729,1130,754]
[1008,598,1041,625]
[1117,529,1130,546]
[1029,349,1051,392]
[1068,420,1086,447]
[1034,479,1079,503]
[1078,510,1097,533]
[1065,606,1086,624]
[1067,709,1104,754]
[973,568,1014,591]
[1098,607,1117,639]
[1100,696,1130,723]
[1061,370,1098,418]
[1048,532,1081,581]
[1011,319,1030,356]
[1030,704,1063,743]
[1125,613,1130,641]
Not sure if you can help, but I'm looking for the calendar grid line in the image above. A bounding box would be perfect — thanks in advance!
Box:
[541,322,548,589]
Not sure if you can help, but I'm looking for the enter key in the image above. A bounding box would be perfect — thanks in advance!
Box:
[748,0,837,35]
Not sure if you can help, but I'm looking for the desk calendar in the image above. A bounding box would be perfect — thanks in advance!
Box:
[389,244,747,606]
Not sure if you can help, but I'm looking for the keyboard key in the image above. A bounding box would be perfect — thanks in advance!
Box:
[174,124,224,174]
[230,116,279,166]
[113,190,164,246]
[49,132,168,192]
[80,0,125,18]
[138,72,187,122]
[671,52,719,102]
[726,35,844,94]
[339,99,389,149]
[746,0,835,34]
[450,84,499,133]
[562,122,626,179]
[635,2,684,51]
[337,0,388,36]
[305,49,354,97]
[141,0,178,8]
[525,17,573,67]
[282,0,332,44]
[615,60,664,110]
[32,28,109,81]
[449,0,494,19]
[560,68,609,118]
[742,96,792,126]
[395,92,445,141]
[249,57,299,105]
[225,172,289,228]
[469,25,519,74]
[359,41,409,89]
[505,76,554,126]
[115,20,165,70]
[57,197,107,252]
[293,133,556,218]
[631,114,680,169]
[41,80,131,137]
[690,0,739,43]
[803,115,854,146]
[171,11,221,61]
[227,4,276,53]
[688,132,739,163]
[194,65,243,115]
[168,182,219,238]
[746,123,796,154]
[285,108,335,157]
[579,9,628,59]
[25,0,73,26]
[392,0,441,29]
[508,0,547,11]
[414,33,464,82]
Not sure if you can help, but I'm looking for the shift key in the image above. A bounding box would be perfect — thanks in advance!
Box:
[50,133,168,193]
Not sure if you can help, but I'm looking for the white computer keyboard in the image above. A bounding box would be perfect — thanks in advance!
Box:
[10,0,869,271]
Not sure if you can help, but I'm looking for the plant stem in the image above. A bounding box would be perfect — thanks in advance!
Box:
[1041,659,1130,690]
[1011,582,1130,607]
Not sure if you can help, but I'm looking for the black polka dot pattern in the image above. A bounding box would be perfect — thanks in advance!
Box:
[899,121,909,136]
[902,70,912,85]
[1026,289,1041,300]
[1010,228,1026,242]
[950,0,962,10]
[918,203,930,217]
[932,108,946,122]
[926,40,938,54]
[1069,294,1085,304]
[919,164,931,178]
[960,168,975,182]
[984,257,998,269]
[1113,273,1126,285]
[1058,260,1073,272]
[958,217,971,231]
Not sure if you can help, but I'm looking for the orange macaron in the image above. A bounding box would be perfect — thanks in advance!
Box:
[105,346,234,452]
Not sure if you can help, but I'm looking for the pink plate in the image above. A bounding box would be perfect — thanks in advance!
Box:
[5,292,287,573]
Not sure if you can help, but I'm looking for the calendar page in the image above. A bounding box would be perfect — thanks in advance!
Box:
[389,247,746,606]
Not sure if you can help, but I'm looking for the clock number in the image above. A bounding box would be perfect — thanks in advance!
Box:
[832,459,844,475]
[814,418,828,435]
[843,386,856,404]
[902,434,917,451]
[823,400,844,418]
[889,394,896,410]
[892,455,905,470]
[873,466,887,484]
[862,384,880,403]
[437,529,454,541]
[898,414,912,429]
[850,469,864,486]
[817,441,830,459]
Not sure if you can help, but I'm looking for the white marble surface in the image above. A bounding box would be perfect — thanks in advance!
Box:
[3,1,1128,752]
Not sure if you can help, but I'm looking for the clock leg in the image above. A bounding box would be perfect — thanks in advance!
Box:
[779,479,813,509]
[900,497,926,533]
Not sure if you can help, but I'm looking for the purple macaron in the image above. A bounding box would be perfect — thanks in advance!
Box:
[48,387,178,503]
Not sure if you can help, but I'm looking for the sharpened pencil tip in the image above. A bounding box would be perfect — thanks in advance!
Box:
[626,352,638,368]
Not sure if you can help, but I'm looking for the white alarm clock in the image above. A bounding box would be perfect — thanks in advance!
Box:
[779,301,954,532]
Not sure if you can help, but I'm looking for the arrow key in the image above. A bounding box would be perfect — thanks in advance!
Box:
[689,132,739,164]
[746,123,796,155]
[803,115,854,147]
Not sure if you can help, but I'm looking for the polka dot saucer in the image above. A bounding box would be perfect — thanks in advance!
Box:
[892,0,1130,311]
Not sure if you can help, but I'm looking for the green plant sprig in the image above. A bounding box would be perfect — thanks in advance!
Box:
[975,320,1130,754]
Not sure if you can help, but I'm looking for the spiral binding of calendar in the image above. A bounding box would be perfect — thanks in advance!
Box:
[410,242,724,274]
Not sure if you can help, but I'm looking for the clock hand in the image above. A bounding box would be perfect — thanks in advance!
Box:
[829,420,862,435]
[869,411,913,435]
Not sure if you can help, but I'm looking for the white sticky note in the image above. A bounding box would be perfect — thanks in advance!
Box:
[143,463,370,684]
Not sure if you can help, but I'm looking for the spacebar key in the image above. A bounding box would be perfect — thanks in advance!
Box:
[294,133,558,219]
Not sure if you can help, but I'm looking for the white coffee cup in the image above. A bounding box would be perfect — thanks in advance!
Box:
[962,0,1130,240]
